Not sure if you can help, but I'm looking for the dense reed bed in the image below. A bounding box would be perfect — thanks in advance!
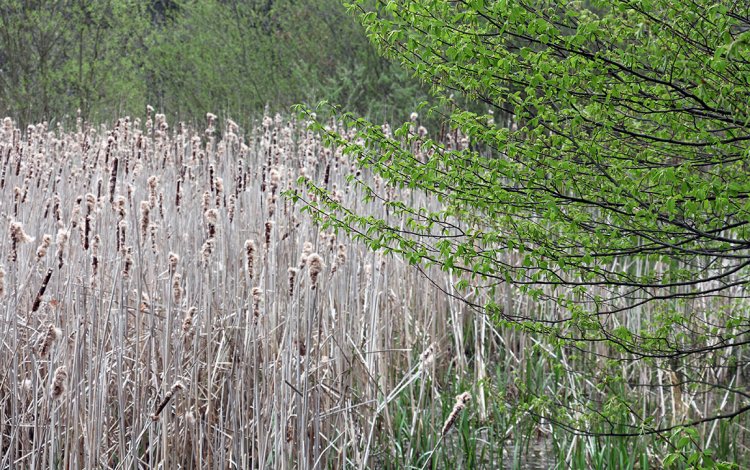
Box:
[0,111,747,469]
[0,112,499,469]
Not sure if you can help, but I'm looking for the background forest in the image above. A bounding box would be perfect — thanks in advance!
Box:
[0,0,427,125]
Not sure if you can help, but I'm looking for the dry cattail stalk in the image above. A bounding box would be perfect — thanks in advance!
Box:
[441,392,472,436]
[51,366,67,399]
[244,240,255,280]
[308,253,323,289]
[152,380,185,421]
[38,323,62,358]
[55,228,69,269]
[288,267,297,297]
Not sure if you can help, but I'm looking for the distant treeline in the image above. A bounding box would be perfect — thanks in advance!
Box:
[0,0,428,125]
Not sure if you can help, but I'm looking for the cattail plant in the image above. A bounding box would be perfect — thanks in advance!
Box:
[38,323,62,358]
[205,209,218,239]
[172,273,183,304]
[122,246,133,279]
[117,220,128,253]
[288,267,297,297]
[50,366,68,400]
[9,220,33,262]
[139,201,150,239]
[168,252,179,276]
[55,228,69,269]
[152,380,185,421]
[264,220,273,247]
[245,240,255,280]
[441,392,472,436]
[299,241,313,269]
[252,287,263,319]
[307,253,323,290]
[228,194,236,223]
[0,265,5,297]
[36,234,52,260]
[200,238,215,267]
[182,307,196,339]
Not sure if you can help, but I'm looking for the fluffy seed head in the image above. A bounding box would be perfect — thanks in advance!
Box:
[10,221,33,244]
[38,324,62,358]
[244,240,255,280]
[168,252,179,275]
[308,253,323,289]
[51,366,68,399]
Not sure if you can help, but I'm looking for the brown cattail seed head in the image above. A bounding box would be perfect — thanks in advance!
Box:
[38,324,62,358]
[200,238,215,266]
[307,253,323,289]
[288,267,297,297]
[201,191,211,212]
[264,221,273,246]
[441,392,472,436]
[227,195,236,223]
[172,273,183,304]
[122,246,134,279]
[0,265,5,297]
[205,209,218,238]
[182,307,196,335]
[55,228,69,268]
[10,221,34,244]
[51,366,67,399]
[36,234,52,260]
[299,241,313,269]
[114,195,126,219]
[139,201,150,239]
[244,240,255,280]
[168,252,179,275]
[252,287,262,318]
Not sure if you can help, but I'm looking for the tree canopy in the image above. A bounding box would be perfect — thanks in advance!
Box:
[297,0,750,445]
